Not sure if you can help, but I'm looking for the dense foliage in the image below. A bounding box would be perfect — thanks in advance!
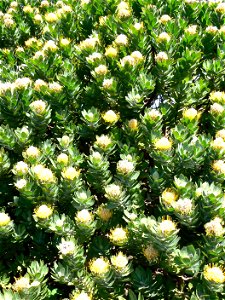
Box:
[1,0,225,299]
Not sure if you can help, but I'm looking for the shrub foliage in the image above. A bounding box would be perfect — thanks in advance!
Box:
[0,0,225,299]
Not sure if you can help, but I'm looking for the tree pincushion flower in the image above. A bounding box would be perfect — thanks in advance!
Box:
[105,183,122,201]
[143,244,159,262]
[211,137,225,151]
[13,277,30,291]
[97,205,112,221]
[204,217,224,237]
[0,212,11,227]
[62,167,80,180]
[154,137,172,151]
[76,209,93,223]
[114,34,128,46]
[34,205,53,219]
[157,32,171,43]
[71,291,92,300]
[109,227,128,245]
[13,161,29,176]
[95,134,112,150]
[159,14,171,24]
[57,153,69,165]
[173,198,193,215]
[58,240,75,255]
[23,146,40,159]
[105,46,118,58]
[117,159,134,174]
[29,100,47,115]
[102,110,119,123]
[212,160,225,174]
[111,252,129,270]
[36,167,55,183]
[48,82,63,93]
[34,79,48,91]
[45,12,59,23]
[216,129,225,139]
[203,265,225,284]
[157,217,177,236]
[93,65,108,76]
[210,103,224,114]
[14,178,27,190]
[161,188,178,205]
[128,119,138,131]
[155,52,168,63]
[89,257,110,276]
[210,91,225,103]
[182,108,200,121]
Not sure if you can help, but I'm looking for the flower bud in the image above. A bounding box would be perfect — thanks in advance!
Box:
[143,244,159,262]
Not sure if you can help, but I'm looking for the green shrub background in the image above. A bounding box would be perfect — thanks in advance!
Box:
[1,0,225,299]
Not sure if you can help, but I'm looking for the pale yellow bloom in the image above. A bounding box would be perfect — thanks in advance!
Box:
[206,26,218,34]
[34,79,48,91]
[109,227,128,245]
[34,204,53,219]
[128,119,138,130]
[111,252,128,269]
[61,5,72,13]
[10,2,18,8]
[40,0,49,7]
[13,277,30,291]
[158,217,176,235]
[114,34,128,46]
[76,209,93,223]
[89,257,110,275]
[155,52,168,63]
[0,213,11,226]
[161,188,178,205]
[45,12,58,23]
[185,25,197,35]
[71,291,92,300]
[36,168,55,183]
[131,51,144,63]
[48,82,63,92]
[210,91,225,103]
[14,179,27,190]
[43,40,58,52]
[34,14,42,23]
[62,167,80,180]
[183,108,199,120]
[117,8,132,18]
[102,78,113,90]
[33,51,45,60]
[23,5,33,13]
[13,161,29,175]
[205,217,224,237]
[120,55,135,67]
[133,22,144,30]
[117,160,134,174]
[216,3,225,13]
[57,153,69,165]
[15,77,32,89]
[105,184,122,200]
[211,137,225,150]
[59,38,71,47]
[212,160,225,174]
[29,100,46,115]
[146,109,162,120]
[216,129,225,140]
[210,103,224,114]
[159,14,171,24]
[143,244,159,262]
[15,47,24,53]
[105,46,118,58]
[102,110,119,123]
[173,198,193,215]
[94,65,108,76]
[61,135,70,147]
[95,134,112,149]
[157,32,171,43]
[203,265,225,283]
[219,25,225,34]
[24,146,40,158]
[4,18,14,27]
[79,37,99,50]
[154,137,172,151]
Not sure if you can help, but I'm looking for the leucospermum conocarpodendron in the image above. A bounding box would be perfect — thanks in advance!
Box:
[2,0,225,298]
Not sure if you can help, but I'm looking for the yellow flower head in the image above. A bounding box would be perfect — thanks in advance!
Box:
[109,227,128,245]
[13,161,29,175]
[173,198,193,215]
[79,37,99,51]
[58,240,75,255]
[203,265,225,284]
[216,129,225,140]
[102,78,114,90]
[0,212,11,226]
[102,110,119,123]
[13,277,30,291]
[158,216,177,236]
[157,32,171,43]
[111,252,128,269]
[14,179,27,190]
[36,167,55,183]
[57,153,69,165]
[43,40,58,52]
[212,160,225,174]
[182,108,199,121]
[48,82,63,93]
[154,137,172,151]
[34,79,48,91]
[97,205,112,221]
[131,51,144,63]
[206,26,218,34]
[24,146,40,159]
[155,51,168,63]
[211,137,225,151]
[94,65,108,76]
[105,46,118,58]
[23,5,33,13]
[40,0,50,7]
[45,12,58,23]
[61,135,70,148]
[95,134,112,149]
[29,100,46,115]
[185,25,197,35]
[209,91,225,103]
[34,204,53,219]
[114,34,128,46]
[117,159,134,174]
[204,217,224,237]
[133,22,144,31]
[71,291,92,300]
[159,14,171,24]
[216,3,225,13]
[210,103,224,115]
[60,38,71,47]
[62,167,80,180]
[34,14,42,23]
[143,244,159,262]
[15,77,32,89]
[128,119,138,131]
[89,257,110,276]
[76,209,93,223]
[105,183,122,200]
[161,188,178,205]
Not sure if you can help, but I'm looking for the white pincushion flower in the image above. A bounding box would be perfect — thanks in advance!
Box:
[117,159,134,174]
[114,34,128,46]
[14,179,27,190]
[58,240,75,255]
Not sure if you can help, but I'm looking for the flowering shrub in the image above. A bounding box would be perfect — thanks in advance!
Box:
[1,0,225,299]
